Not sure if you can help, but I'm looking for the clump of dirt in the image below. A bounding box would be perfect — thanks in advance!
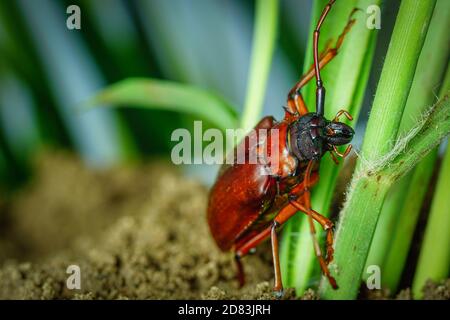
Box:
[422,279,450,300]
[395,288,412,300]
[0,151,299,299]
[360,279,450,300]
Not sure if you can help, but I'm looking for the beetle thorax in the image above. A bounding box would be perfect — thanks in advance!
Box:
[288,113,328,162]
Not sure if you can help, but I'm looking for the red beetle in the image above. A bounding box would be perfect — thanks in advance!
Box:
[208,0,357,296]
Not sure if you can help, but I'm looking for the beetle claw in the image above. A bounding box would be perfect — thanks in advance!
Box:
[329,277,339,290]
[273,289,284,299]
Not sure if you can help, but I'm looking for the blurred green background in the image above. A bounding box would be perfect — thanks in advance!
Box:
[1,0,403,186]
[0,0,317,188]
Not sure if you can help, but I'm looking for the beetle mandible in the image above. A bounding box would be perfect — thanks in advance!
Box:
[207,0,357,296]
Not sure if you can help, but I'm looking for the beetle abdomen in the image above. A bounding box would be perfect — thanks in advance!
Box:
[207,161,277,251]
[207,117,278,251]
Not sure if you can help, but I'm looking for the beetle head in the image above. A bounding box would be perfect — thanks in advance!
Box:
[289,112,354,162]
[324,121,354,146]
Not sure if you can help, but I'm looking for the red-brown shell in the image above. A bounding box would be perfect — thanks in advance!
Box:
[207,117,278,251]
[207,115,313,251]
[207,159,278,251]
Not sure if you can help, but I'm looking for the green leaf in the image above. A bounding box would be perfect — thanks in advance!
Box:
[240,0,279,132]
[85,78,238,132]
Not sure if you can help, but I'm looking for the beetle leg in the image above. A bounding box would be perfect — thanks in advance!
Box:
[234,173,318,257]
[289,201,335,265]
[271,221,284,297]
[234,226,274,288]
[233,206,297,294]
[275,177,281,196]
[232,168,323,292]
[234,253,245,288]
[303,160,337,289]
[301,160,337,288]
[268,197,337,288]
[286,7,358,114]
[285,91,308,121]
[234,199,336,291]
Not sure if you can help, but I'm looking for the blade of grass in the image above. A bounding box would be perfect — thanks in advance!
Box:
[382,65,450,293]
[364,0,450,288]
[85,78,238,132]
[412,143,450,298]
[363,179,410,277]
[280,0,380,294]
[320,0,437,299]
[240,0,279,132]
[325,89,449,298]
[381,150,437,290]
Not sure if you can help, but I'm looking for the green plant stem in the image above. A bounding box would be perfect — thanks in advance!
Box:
[364,0,450,287]
[320,0,437,299]
[240,0,279,132]
[363,179,410,276]
[412,144,450,298]
[324,89,449,299]
[280,0,379,294]
[381,64,450,292]
[381,149,437,290]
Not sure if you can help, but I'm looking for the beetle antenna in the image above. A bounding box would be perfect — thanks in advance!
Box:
[314,0,336,116]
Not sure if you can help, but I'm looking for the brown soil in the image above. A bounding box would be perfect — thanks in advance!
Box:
[0,151,299,299]
[0,151,447,300]
[361,279,450,300]
[422,279,450,300]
